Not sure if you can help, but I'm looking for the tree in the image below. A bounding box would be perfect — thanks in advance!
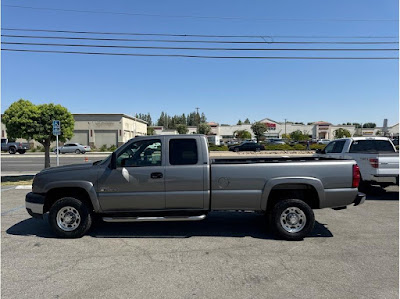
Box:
[334,128,351,139]
[363,123,376,128]
[234,130,251,140]
[237,120,242,125]
[281,133,291,139]
[147,127,155,135]
[198,123,211,135]
[375,130,382,136]
[3,99,75,168]
[290,130,308,141]
[176,124,188,134]
[244,118,251,124]
[251,122,267,142]
[352,123,362,128]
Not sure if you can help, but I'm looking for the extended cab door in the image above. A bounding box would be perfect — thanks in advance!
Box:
[165,136,207,209]
[97,138,165,212]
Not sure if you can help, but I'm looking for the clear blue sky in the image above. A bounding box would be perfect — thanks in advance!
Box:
[1,0,399,126]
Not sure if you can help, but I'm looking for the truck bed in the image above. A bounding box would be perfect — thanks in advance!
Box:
[211,156,344,164]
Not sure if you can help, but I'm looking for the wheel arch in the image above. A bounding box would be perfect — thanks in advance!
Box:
[261,177,324,211]
[43,181,101,213]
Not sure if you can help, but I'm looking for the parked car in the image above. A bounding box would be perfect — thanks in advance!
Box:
[316,137,399,189]
[26,134,365,240]
[266,138,286,145]
[229,141,265,152]
[1,138,30,154]
[54,143,91,154]
[317,139,331,145]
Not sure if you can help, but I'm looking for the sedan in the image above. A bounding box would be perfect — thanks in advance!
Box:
[229,141,265,152]
[317,139,331,145]
[54,143,91,154]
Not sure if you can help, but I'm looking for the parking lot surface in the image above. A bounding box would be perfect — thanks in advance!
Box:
[1,186,398,298]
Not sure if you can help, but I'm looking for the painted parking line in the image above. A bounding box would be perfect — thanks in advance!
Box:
[1,205,25,216]
[15,185,32,190]
[1,186,16,191]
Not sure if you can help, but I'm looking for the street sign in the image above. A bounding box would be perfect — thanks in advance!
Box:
[53,120,61,136]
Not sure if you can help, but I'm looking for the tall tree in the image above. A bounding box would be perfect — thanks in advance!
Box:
[363,123,376,128]
[244,118,251,124]
[251,122,267,142]
[237,120,242,125]
[234,130,251,140]
[2,99,74,168]
[290,130,308,141]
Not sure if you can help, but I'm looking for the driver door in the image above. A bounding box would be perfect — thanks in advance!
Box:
[97,138,165,212]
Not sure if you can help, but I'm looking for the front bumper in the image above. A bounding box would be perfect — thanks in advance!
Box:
[25,192,45,219]
[353,192,366,206]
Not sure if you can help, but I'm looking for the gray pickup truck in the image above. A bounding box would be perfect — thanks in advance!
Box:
[26,135,365,240]
[1,138,30,154]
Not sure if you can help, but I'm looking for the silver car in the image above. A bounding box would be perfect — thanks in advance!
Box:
[54,143,91,154]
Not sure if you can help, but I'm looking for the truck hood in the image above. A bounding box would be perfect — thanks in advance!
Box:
[39,163,94,175]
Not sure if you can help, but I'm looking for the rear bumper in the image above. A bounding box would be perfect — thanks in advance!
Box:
[353,192,366,206]
[25,192,45,219]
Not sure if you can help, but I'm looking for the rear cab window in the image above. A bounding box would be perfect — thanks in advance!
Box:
[349,140,395,153]
[169,139,198,165]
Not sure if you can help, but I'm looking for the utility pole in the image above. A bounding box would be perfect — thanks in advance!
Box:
[284,119,287,136]
[195,107,200,132]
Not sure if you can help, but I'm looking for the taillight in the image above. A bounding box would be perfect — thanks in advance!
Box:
[352,164,361,188]
[19,142,22,146]
[369,158,379,169]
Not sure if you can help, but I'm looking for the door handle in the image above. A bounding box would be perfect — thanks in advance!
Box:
[150,172,163,179]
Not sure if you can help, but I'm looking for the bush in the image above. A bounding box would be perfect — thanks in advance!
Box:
[310,144,326,150]
[209,145,229,151]
[99,144,108,152]
[107,145,117,152]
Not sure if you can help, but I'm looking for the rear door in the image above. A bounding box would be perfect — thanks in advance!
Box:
[165,136,206,209]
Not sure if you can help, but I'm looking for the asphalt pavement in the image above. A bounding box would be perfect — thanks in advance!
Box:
[1,186,398,298]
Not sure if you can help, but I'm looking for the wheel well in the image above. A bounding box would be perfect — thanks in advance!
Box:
[266,184,319,212]
[44,187,94,213]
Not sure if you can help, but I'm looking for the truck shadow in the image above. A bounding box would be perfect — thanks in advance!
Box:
[7,212,333,240]
[364,187,399,201]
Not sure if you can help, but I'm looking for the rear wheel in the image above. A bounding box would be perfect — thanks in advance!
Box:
[234,148,239,152]
[8,147,16,154]
[49,197,92,238]
[75,149,81,154]
[18,150,26,154]
[270,199,315,241]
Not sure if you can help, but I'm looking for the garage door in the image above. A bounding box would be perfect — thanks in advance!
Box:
[69,130,89,145]
[94,130,118,148]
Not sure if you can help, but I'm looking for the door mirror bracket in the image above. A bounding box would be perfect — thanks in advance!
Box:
[110,152,117,169]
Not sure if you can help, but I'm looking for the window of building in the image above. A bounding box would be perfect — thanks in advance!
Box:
[169,139,198,165]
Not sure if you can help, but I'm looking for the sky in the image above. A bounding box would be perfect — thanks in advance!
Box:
[1,0,399,126]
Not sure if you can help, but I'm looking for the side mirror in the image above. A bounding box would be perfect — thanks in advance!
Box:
[110,152,117,169]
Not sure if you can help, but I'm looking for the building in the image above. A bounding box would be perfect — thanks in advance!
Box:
[1,113,148,148]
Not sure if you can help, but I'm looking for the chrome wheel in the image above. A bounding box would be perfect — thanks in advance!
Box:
[56,206,81,231]
[280,207,306,233]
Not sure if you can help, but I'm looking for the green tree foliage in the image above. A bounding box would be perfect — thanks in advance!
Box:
[363,122,376,128]
[281,134,291,139]
[198,123,211,135]
[251,122,267,142]
[234,130,251,140]
[289,130,308,141]
[156,111,206,129]
[176,124,189,134]
[237,120,242,125]
[334,128,351,138]
[147,127,155,135]
[3,99,74,168]
[244,118,251,124]
[352,123,362,128]
[135,113,152,126]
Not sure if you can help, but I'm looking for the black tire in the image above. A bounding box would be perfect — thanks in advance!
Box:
[18,150,26,154]
[75,149,81,154]
[48,197,92,238]
[8,147,16,154]
[255,148,261,152]
[270,199,315,241]
[234,148,239,152]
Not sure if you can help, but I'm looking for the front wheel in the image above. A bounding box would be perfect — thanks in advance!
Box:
[18,150,26,154]
[270,199,315,241]
[49,197,92,238]
[8,147,16,154]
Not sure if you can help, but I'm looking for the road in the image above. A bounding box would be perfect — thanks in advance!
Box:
[1,186,398,298]
[1,153,109,175]
[1,151,314,175]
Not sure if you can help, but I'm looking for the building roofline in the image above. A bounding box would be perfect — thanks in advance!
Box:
[72,113,147,124]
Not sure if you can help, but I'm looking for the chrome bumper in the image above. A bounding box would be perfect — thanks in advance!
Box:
[25,192,45,219]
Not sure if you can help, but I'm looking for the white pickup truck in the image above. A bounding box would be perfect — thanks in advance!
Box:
[316,137,399,189]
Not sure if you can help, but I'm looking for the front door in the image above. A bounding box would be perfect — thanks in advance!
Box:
[97,138,165,212]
